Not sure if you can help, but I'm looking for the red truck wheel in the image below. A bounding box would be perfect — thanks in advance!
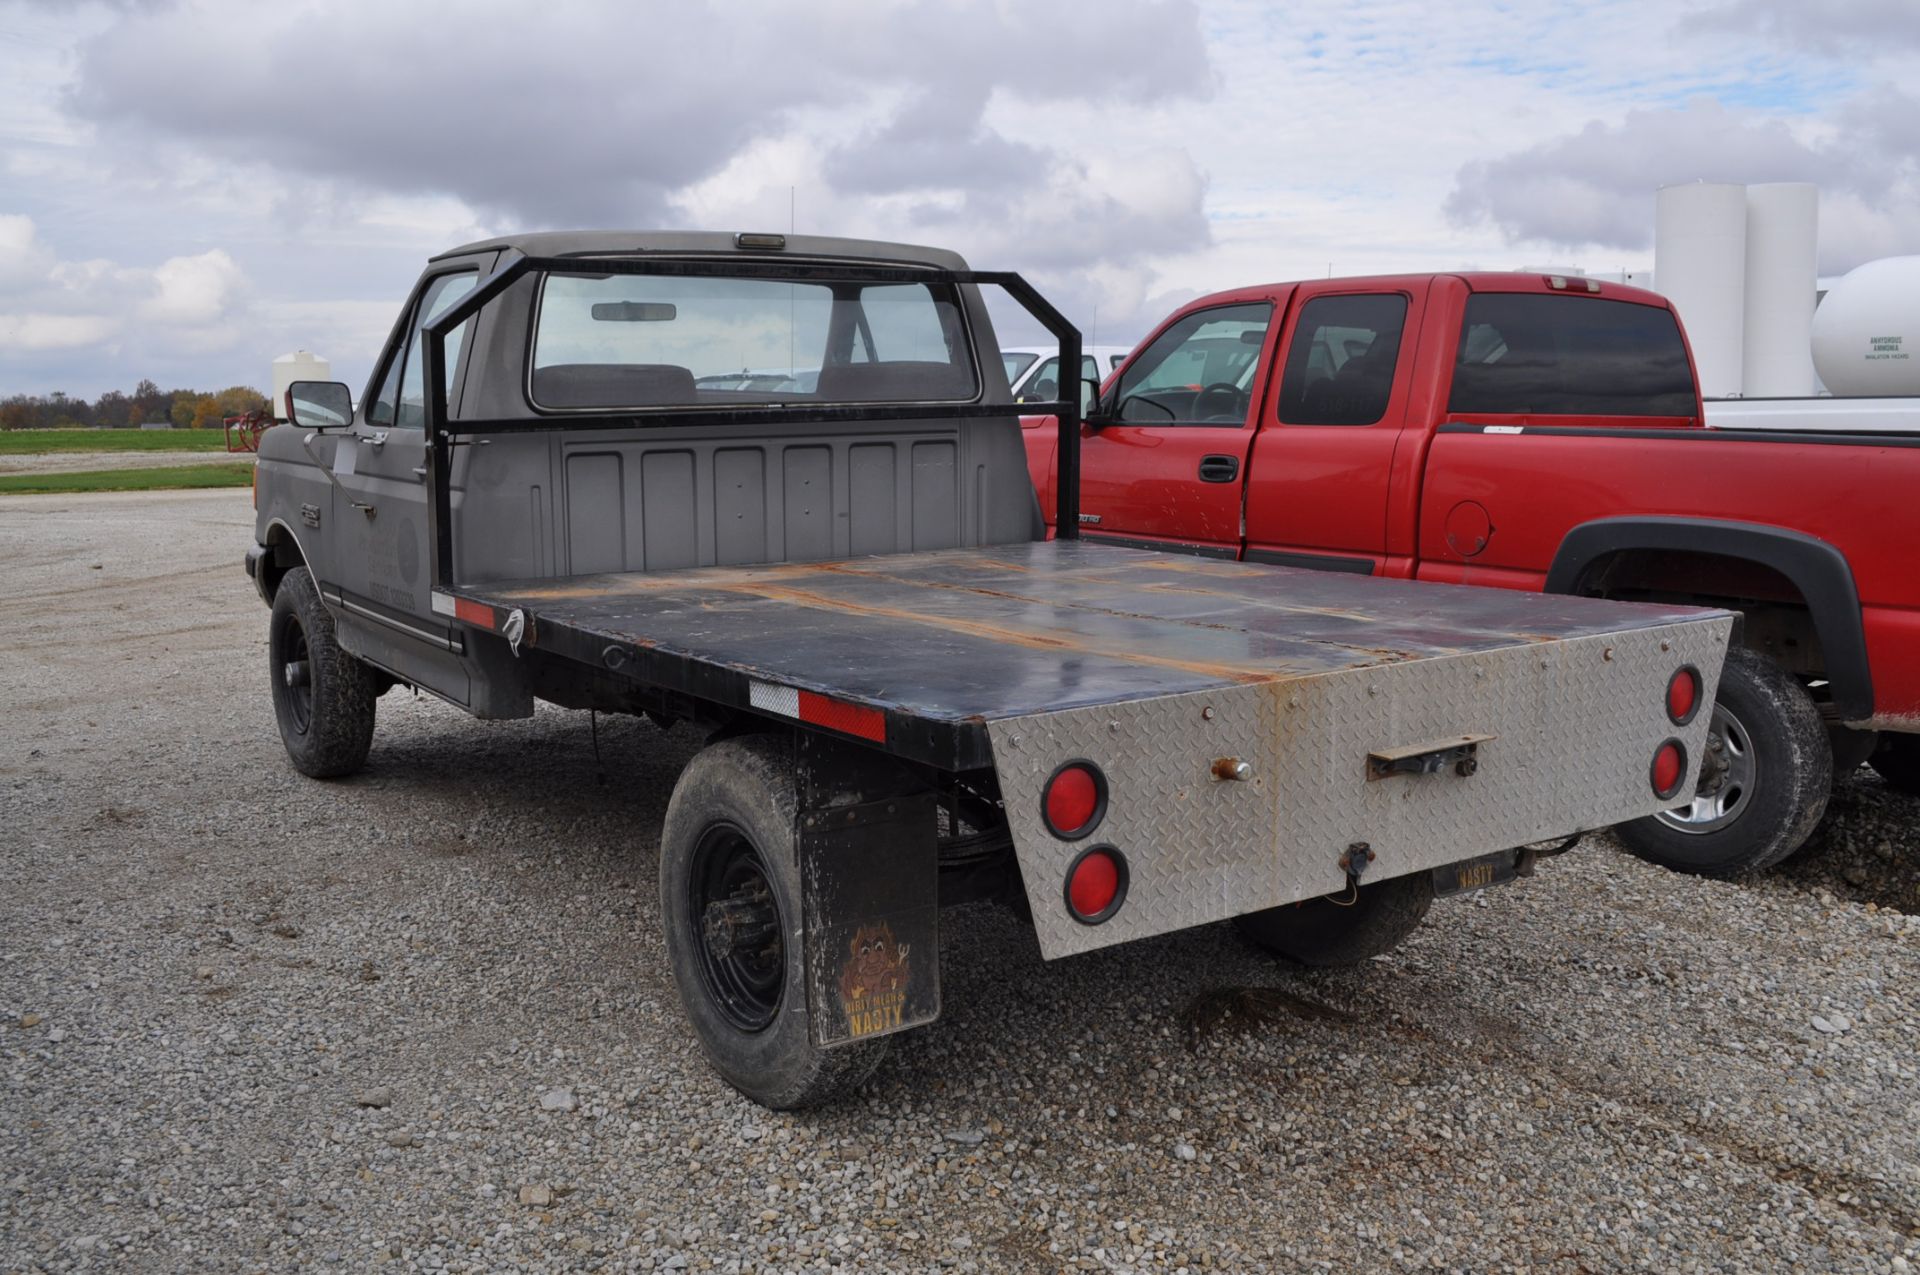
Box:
[1614,648,1831,877]
[1234,873,1433,967]
[659,735,889,1109]
[1869,735,1920,794]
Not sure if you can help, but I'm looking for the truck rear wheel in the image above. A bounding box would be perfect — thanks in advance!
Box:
[1614,647,1830,877]
[1233,873,1433,967]
[1869,734,1920,795]
[269,566,377,779]
[659,736,888,1109]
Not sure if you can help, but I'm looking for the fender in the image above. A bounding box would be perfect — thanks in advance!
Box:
[1544,516,1872,720]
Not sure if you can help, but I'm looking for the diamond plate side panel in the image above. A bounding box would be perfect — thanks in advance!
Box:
[989,682,1289,959]
[991,616,1732,959]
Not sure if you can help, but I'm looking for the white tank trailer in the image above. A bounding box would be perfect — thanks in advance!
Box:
[271,350,331,423]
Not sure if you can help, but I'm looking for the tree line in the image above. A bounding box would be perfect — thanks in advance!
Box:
[0,379,270,431]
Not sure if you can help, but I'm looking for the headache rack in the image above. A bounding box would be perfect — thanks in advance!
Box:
[417,252,1087,598]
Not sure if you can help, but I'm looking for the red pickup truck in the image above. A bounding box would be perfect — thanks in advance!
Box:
[1024,272,1920,877]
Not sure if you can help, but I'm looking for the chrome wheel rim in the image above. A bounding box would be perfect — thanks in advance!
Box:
[1655,701,1755,833]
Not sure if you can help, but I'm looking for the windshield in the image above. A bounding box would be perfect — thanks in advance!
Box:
[531,271,978,409]
[1002,351,1038,382]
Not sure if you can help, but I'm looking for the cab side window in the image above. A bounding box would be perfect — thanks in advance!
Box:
[1111,303,1271,425]
[393,272,480,429]
[1016,354,1100,404]
[1276,294,1408,426]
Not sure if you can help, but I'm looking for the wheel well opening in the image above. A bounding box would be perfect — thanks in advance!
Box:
[261,524,307,601]
[1575,548,1825,685]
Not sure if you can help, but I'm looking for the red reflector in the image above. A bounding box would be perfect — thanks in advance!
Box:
[453,597,494,629]
[1651,740,1686,799]
[796,689,887,743]
[1666,667,1701,724]
[1065,847,1127,923]
[1042,762,1106,839]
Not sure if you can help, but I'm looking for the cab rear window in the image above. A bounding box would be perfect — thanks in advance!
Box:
[1448,294,1696,417]
[531,273,977,410]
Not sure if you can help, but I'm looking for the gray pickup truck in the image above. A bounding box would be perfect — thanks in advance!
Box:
[245,231,1732,1108]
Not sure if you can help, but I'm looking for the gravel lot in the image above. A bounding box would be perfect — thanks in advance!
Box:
[3,489,1917,1274]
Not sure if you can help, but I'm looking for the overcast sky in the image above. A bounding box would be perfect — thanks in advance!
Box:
[1,0,1915,398]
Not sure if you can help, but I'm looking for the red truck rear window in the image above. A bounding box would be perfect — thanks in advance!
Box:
[1448,294,1695,418]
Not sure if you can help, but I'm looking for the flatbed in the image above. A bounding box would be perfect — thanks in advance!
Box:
[451,539,1715,763]
[247,231,1733,1107]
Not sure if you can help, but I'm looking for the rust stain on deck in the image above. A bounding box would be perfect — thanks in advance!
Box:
[687,579,1286,684]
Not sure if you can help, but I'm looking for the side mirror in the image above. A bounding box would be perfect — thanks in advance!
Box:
[1080,376,1109,426]
[287,380,354,430]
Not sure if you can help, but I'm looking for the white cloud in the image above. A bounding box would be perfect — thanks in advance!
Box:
[0,214,250,361]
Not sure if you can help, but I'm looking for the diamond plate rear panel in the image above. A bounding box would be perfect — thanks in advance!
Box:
[990,616,1732,959]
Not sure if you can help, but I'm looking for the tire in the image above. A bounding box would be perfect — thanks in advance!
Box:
[1869,734,1920,795]
[1614,647,1830,877]
[1233,873,1433,967]
[659,736,888,1109]
[268,566,377,779]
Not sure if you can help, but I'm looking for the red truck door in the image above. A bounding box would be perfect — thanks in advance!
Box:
[1242,281,1432,576]
[1073,295,1282,552]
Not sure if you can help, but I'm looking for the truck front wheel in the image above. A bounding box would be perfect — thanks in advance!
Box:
[1869,734,1920,795]
[1614,647,1830,877]
[659,736,889,1109]
[1233,873,1433,967]
[269,566,377,779]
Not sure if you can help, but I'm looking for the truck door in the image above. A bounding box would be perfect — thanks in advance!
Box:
[1242,284,1426,575]
[1075,299,1277,553]
[331,264,484,682]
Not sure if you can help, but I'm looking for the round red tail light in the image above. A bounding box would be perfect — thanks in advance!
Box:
[1065,846,1128,924]
[1666,667,1702,725]
[1651,739,1687,800]
[1042,761,1107,839]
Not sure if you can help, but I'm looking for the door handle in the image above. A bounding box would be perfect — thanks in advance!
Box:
[1198,454,1239,483]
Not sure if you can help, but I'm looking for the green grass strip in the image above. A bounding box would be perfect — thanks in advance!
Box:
[0,429,232,455]
[0,462,255,495]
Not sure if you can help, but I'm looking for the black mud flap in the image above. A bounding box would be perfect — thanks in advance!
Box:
[799,794,940,1048]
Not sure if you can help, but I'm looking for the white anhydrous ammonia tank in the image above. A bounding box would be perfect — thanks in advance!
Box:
[1742,183,1819,397]
[1656,183,1748,398]
[1811,257,1920,396]
[271,350,332,421]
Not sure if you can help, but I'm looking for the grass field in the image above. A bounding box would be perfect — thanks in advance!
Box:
[0,462,253,495]
[0,428,231,455]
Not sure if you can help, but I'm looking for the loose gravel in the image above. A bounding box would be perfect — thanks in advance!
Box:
[2,489,1917,1274]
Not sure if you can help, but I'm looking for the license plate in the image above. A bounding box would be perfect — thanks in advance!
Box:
[1432,849,1521,898]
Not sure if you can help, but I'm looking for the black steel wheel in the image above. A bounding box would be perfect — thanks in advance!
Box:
[686,822,785,1034]
[1614,647,1830,877]
[268,566,376,779]
[1234,873,1433,967]
[659,736,889,1109]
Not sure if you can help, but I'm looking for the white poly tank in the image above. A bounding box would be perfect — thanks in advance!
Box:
[1812,257,1920,396]
[271,350,332,421]
[1656,183,1747,398]
[1741,183,1819,397]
